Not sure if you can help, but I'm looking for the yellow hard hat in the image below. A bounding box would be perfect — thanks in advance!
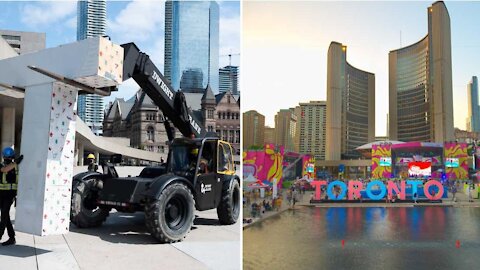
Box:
[87,153,95,159]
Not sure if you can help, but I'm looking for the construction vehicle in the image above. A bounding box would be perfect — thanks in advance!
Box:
[70,43,240,243]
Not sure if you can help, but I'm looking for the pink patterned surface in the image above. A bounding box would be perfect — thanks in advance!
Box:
[43,83,77,235]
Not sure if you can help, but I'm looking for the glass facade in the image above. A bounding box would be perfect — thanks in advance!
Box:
[343,64,372,159]
[467,76,480,132]
[77,0,107,135]
[394,36,430,142]
[219,66,239,94]
[165,0,219,93]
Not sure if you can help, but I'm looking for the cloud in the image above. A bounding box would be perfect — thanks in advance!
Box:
[20,1,76,28]
[65,16,77,29]
[107,0,165,43]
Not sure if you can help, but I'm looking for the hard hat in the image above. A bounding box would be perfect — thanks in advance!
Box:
[2,147,15,158]
[190,148,199,155]
[87,153,96,159]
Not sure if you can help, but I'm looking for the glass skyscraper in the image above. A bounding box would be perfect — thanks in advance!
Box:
[467,76,479,132]
[389,1,453,143]
[164,0,219,93]
[219,66,239,94]
[77,0,107,135]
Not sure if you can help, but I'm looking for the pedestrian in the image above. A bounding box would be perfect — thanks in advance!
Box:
[451,183,457,202]
[468,186,473,202]
[0,147,23,246]
[413,192,418,204]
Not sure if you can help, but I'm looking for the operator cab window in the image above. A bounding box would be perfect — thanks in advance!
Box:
[218,142,234,174]
[199,141,215,174]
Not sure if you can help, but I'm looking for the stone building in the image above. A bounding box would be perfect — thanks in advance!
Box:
[103,87,240,155]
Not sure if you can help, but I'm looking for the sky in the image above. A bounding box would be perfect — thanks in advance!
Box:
[0,0,240,103]
[243,0,480,136]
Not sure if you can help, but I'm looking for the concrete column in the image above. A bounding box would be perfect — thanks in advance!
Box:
[78,143,84,166]
[16,82,78,236]
[1,107,15,150]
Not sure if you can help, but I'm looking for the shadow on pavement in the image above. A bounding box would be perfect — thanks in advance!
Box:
[0,244,50,258]
[70,211,225,245]
[193,217,222,226]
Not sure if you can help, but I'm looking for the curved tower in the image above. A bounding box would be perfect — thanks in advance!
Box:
[326,42,375,160]
[389,1,453,143]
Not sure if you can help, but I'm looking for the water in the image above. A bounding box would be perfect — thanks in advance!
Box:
[243,206,480,270]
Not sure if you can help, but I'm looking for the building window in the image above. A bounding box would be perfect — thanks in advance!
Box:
[227,112,230,119]
[1,35,21,41]
[223,130,228,141]
[227,96,231,103]
[235,130,240,143]
[147,126,155,142]
[208,109,214,119]
[229,130,235,143]
[222,112,226,119]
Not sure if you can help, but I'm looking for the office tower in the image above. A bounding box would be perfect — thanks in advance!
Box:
[0,30,45,55]
[243,110,265,149]
[219,66,239,94]
[296,101,327,160]
[165,0,219,93]
[467,76,479,132]
[389,1,453,142]
[326,42,375,160]
[275,109,297,152]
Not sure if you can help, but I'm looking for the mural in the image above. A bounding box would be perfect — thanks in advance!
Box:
[243,144,284,186]
[43,83,77,235]
[444,142,468,180]
[302,155,315,179]
[371,144,392,178]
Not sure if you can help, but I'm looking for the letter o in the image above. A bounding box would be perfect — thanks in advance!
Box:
[366,180,387,200]
[326,181,347,200]
[424,180,444,200]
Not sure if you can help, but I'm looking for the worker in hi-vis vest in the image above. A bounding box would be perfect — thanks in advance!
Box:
[0,147,23,246]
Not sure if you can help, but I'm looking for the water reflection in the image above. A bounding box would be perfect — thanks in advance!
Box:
[244,207,480,270]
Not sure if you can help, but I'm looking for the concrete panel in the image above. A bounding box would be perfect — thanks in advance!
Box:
[16,82,78,236]
[16,83,53,236]
[0,37,123,89]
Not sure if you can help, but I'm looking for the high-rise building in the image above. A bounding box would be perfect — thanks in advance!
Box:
[264,126,275,145]
[467,76,479,132]
[180,68,204,93]
[326,42,375,160]
[219,66,239,95]
[243,110,265,149]
[0,30,45,55]
[296,101,327,160]
[77,0,106,40]
[164,0,219,93]
[76,0,107,135]
[389,1,453,143]
[275,109,297,152]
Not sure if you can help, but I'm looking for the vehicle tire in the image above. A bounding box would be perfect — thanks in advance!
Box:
[71,178,110,228]
[145,182,195,243]
[217,180,240,225]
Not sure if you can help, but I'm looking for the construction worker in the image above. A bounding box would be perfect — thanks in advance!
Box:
[86,153,98,172]
[0,147,23,246]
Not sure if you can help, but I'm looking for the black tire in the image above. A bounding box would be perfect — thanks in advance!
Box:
[71,179,110,228]
[145,183,195,243]
[217,180,240,225]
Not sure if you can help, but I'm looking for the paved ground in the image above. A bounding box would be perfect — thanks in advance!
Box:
[0,208,240,270]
